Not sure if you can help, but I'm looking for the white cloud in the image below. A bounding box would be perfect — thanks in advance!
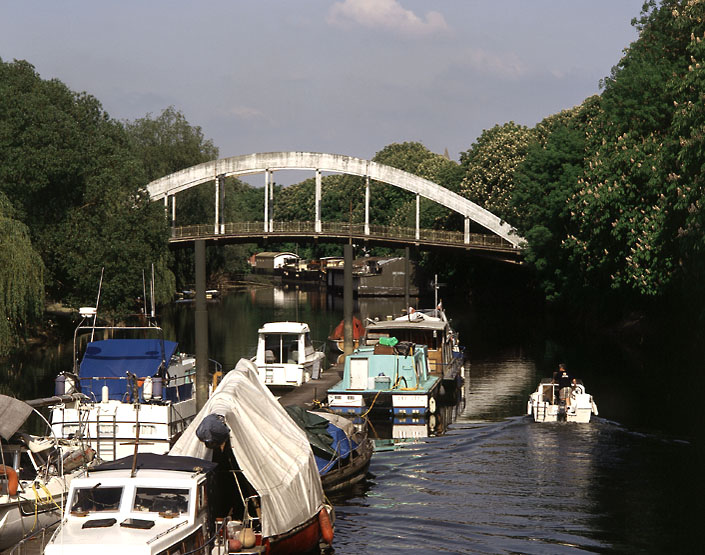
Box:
[461,48,528,79]
[327,0,449,38]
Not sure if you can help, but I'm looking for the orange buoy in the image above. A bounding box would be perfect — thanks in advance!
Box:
[0,465,18,496]
[319,507,334,544]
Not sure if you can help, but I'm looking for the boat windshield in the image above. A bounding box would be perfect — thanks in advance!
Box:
[264,333,300,364]
[133,487,190,515]
[70,486,123,513]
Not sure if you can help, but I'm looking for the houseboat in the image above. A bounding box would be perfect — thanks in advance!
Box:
[327,341,441,417]
[362,307,465,395]
[252,322,326,389]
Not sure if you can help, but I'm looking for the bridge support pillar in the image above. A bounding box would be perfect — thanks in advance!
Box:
[464,217,470,244]
[405,246,410,310]
[343,243,354,355]
[171,195,176,227]
[194,239,209,411]
[416,194,420,241]
[364,176,370,236]
[315,169,322,233]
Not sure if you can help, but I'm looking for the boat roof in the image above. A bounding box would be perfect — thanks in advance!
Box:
[79,339,178,400]
[365,316,447,332]
[80,339,178,379]
[258,321,310,334]
[91,453,216,474]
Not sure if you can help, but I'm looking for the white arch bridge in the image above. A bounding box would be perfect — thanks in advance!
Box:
[146,152,524,261]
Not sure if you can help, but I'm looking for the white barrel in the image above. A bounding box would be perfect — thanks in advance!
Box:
[143,376,153,401]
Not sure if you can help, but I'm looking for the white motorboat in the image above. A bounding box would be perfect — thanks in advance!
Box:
[252,322,326,389]
[44,453,219,555]
[50,306,208,462]
[0,395,93,550]
[527,379,599,423]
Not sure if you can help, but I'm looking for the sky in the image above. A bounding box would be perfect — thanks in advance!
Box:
[1,0,645,172]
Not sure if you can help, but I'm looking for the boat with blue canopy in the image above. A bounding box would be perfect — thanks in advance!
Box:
[283,406,373,493]
[50,306,211,462]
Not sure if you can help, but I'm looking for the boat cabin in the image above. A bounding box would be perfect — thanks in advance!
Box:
[45,454,217,555]
[253,322,324,387]
[327,342,441,417]
[363,309,463,381]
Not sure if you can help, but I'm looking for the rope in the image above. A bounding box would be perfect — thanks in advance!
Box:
[360,389,383,418]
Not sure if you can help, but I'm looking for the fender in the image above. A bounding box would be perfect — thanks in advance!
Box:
[0,465,18,496]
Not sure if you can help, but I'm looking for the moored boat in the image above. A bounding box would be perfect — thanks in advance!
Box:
[284,407,373,493]
[169,359,335,553]
[527,379,599,423]
[326,316,365,363]
[252,322,326,389]
[0,394,94,550]
[326,341,441,417]
[50,306,209,462]
[362,306,465,395]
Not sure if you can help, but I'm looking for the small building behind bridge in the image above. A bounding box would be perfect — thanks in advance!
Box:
[253,251,299,274]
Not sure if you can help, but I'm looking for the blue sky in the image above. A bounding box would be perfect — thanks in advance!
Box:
[1,1,644,165]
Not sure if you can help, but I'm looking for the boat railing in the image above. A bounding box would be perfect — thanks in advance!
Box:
[8,519,60,555]
[77,367,196,404]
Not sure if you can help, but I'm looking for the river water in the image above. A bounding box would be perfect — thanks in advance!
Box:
[3,284,701,553]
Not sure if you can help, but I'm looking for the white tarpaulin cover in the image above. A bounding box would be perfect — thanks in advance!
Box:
[169,359,324,537]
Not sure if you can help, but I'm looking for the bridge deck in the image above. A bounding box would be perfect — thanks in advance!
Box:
[169,221,521,258]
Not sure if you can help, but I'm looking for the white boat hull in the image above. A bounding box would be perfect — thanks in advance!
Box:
[528,383,598,423]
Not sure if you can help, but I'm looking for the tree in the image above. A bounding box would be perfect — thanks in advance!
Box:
[0,193,45,354]
[0,58,174,315]
[459,122,534,222]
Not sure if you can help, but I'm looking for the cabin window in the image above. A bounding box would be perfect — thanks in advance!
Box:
[133,487,190,515]
[264,333,299,364]
[71,486,123,513]
[303,332,314,356]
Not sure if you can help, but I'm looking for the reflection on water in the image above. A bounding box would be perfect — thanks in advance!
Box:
[4,287,701,553]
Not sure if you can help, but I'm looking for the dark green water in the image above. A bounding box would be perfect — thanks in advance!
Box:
[2,284,702,552]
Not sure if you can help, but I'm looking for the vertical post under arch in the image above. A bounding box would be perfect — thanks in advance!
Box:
[264,170,270,232]
[214,174,220,235]
[464,217,470,244]
[315,169,322,233]
[268,171,274,232]
[171,195,176,227]
[364,175,370,236]
[415,194,420,241]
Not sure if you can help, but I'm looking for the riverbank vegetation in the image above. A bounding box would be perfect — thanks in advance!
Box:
[1,0,703,353]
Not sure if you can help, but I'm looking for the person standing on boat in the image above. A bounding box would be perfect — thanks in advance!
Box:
[553,363,576,411]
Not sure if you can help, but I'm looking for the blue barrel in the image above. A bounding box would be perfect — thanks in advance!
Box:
[152,377,163,399]
[55,374,66,396]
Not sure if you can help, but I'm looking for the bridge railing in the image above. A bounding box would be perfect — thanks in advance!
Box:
[170,221,516,250]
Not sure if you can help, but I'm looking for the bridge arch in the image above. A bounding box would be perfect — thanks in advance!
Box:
[146,151,523,248]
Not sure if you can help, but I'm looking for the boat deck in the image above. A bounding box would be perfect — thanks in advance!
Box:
[277,364,344,408]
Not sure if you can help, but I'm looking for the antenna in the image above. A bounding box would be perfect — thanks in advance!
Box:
[150,264,156,320]
[91,268,104,342]
[142,269,148,318]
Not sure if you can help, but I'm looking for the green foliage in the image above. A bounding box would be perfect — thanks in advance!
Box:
[0,58,174,316]
[125,106,218,183]
[510,107,589,301]
[459,122,535,222]
[0,192,45,354]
